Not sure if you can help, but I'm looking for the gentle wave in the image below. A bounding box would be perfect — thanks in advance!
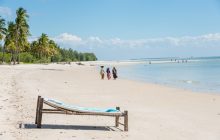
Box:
[118,57,220,93]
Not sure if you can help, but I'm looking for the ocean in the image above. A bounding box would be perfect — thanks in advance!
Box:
[118,57,220,93]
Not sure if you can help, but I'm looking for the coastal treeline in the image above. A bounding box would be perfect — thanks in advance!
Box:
[0,7,97,64]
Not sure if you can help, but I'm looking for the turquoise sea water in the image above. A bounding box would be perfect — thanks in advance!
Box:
[118,57,220,93]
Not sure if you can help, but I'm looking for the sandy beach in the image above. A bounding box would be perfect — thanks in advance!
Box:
[0,63,220,140]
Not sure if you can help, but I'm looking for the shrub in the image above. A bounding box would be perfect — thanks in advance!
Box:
[0,52,12,63]
[19,52,35,63]
[34,57,50,64]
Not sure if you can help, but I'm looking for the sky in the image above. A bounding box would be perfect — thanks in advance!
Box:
[1,0,220,60]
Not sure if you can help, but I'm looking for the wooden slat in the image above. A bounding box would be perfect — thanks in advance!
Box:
[124,111,128,131]
[35,96,41,124]
[118,122,125,126]
[37,97,43,128]
[115,107,120,127]
[42,109,61,112]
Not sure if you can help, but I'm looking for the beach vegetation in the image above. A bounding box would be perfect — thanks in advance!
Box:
[0,16,6,41]
[4,21,17,63]
[0,45,2,52]
[0,52,11,63]
[19,52,35,63]
[0,7,97,64]
[15,7,30,64]
[0,16,7,63]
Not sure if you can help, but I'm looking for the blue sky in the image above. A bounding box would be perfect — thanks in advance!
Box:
[1,0,220,60]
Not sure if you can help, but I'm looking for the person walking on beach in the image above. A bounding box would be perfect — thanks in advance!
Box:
[106,67,111,80]
[112,67,118,80]
[100,66,105,80]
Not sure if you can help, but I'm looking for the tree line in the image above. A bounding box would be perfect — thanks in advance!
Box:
[0,7,97,64]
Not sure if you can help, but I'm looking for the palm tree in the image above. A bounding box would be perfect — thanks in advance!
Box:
[30,34,59,61]
[4,22,16,64]
[38,33,50,58]
[0,16,7,63]
[30,40,39,58]
[0,16,6,40]
[48,40,59,57]
[15,7,30,64]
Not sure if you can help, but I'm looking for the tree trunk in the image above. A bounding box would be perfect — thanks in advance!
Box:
[17,49,20,64]
[11,51,15,65]
[15,30,19,65]
[2,45,5,63]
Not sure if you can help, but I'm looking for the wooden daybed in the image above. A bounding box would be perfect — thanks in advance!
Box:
[35,96,128,131]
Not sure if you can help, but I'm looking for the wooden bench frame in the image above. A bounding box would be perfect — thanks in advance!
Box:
[35,96,128,131]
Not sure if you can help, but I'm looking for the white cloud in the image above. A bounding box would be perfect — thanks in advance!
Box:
[28,33,220,60]
[88,36,102,43]
[50,33,220,50]
[32,33,220,49]
[0,6,12,18]
[53,33,82,43]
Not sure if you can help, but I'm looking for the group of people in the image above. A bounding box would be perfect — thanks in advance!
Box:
[100,66,118,80]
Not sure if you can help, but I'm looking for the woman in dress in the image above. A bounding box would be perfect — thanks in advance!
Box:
[100,66,105,79]
[106,67,111,80]
[112,67,118,80]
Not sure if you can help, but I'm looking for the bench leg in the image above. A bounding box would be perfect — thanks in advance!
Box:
[37,97,44,128]
[124,111,128,131]
[115,107,120,127]
[35,96,41,124]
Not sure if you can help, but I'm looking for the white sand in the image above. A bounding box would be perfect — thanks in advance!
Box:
[0,64,220,140]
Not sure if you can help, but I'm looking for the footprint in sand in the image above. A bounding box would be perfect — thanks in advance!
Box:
[2,99,8,101]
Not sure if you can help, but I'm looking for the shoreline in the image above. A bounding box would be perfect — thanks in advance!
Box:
[1,62,219,95]
[0,64,220,140]
[119,76,220,96]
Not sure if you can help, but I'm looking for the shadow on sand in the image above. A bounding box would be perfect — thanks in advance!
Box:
[21,123,122,131]
[40,68,64,71]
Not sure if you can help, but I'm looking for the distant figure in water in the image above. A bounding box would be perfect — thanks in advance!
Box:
[100,66,105,80]
[112,67,118,80]
[106,67,111,80]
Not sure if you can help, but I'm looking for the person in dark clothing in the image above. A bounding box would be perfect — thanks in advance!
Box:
[106,67,111,80]
[112,67,118,80]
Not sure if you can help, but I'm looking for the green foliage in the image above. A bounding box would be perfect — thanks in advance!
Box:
[0,45,2,52]
[29,34,98,63]
[57,48,97,62]
[34,57,50,64]
[30,33,59,60]
[0,52,11,63]
[4,22,16,53]
[15,7,30,54]
[79,52,97,61]
[51,53,62,62]
[0,16,6,41]
[19,52,35,63]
